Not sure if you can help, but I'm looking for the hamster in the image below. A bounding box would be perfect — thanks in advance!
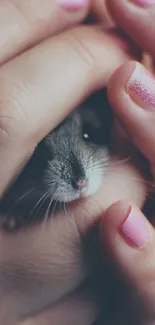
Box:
[0,89,113,230]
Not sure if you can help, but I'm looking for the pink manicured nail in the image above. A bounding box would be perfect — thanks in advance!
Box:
[57,0,88,9]
[119,206,150,248]
[126,63,155,110]
[130,0,155,7]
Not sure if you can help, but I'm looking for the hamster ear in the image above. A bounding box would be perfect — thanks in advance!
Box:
[82,88,113,135]
[93,88,113,130]
[34,137,54,162]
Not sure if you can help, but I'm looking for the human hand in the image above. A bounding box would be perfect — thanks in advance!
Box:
[98,53,155,323]
[89,1,155,323]
[106,0,155,58]
[0,1,145,324]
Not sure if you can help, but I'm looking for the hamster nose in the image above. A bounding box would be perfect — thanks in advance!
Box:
[72,179,88,191]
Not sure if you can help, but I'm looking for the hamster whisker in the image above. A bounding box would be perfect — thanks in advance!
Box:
[88,156,133,172]
[101,170,153,200]
[15,187,35,206]
[29,188,51,218]
[110,156,132,166]
[51,197,59,218]
[44,191,57,224]
[63,202,69,219]
[105,170,152,187]
[86,164,108,173]
[87,148,98,162]
[89,161,109,168]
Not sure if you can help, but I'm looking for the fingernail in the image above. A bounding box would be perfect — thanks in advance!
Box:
[130,0,155,7]
[57,0,88,9]
[126,63,155,110]
[119,206,150,248]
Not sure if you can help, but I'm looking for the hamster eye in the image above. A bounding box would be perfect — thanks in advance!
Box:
[82,123,100,145]
[83,133,90,141]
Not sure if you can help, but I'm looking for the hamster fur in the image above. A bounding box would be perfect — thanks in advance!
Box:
[0,89,113,230]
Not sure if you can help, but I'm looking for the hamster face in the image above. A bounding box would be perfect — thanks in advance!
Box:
[44,108,109,204]
[0,89,112,229]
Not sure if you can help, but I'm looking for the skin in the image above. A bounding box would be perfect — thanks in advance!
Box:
[0,1,149,325]
[90,0,155,323]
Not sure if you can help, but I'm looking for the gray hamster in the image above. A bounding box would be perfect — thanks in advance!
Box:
[0,89,113,230]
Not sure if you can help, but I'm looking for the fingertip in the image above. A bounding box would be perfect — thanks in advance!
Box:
[99,200,133,270]
[100,200,130,257]
[91,0,115,25]
[107,60,142,137]
[100,200,152,251]
[100,200,130,243]
[100,201,155,313]
[108,60,137,110]
[108,61,155,162]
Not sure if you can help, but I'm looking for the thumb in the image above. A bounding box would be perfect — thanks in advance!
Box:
[100,201,155,317]
[108,61,155,170]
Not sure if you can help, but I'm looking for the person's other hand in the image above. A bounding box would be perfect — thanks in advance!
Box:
[99,59,155,324]
[107,0,155,58]
[90,0,115,26]
[100,199,155,324]
[90,1,155,322]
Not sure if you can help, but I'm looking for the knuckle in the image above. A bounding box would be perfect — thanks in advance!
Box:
[0,81,34,143]
[68,28,96,70]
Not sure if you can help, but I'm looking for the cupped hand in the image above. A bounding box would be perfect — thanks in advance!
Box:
[98,58,155,324]
[0,1,145,325]
[89,2,155,322]
[0,1,148,325]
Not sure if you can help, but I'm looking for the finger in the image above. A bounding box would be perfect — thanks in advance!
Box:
[100,200,155,317]
[0,208,93,319]
[91,0,115,26]
[22,280,101,325]
[0,0,89,65]
[108,61,155,173]
[108,0,155,57]
[0,157,146,319]
[0,26,130,195]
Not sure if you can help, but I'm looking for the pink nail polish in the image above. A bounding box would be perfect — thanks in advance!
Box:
[131,0,155,7]
[126,63,155,110]
[119,206,150,248]
[57,0,88,9]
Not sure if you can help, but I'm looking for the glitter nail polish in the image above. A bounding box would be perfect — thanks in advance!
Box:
[126,63,155,110]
